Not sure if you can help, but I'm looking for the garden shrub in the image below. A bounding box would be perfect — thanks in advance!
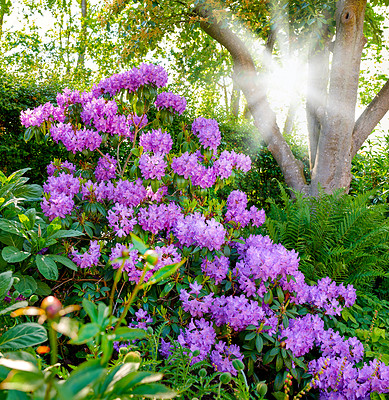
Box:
[1,65,389,399]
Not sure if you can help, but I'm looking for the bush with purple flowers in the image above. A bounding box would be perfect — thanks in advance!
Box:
[15,64,389,399]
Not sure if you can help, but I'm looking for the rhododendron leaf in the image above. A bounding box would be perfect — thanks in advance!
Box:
[35,255,58,281]
[255,335,263,353]
[49,255,77,271]
[272,391,287,400]
[144,258,186,287]
[2,247,31,263]
[275,354,283,372]
[130,233,148,255]
[245,332,256,341]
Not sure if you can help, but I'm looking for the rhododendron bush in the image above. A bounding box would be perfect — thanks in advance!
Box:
[20,65,389,399]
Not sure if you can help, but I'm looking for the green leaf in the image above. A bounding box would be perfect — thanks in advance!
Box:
[256,334,263,353]
[276,353,283,371]
[144,258,186,287]
[272,391,288,400]
[0,323,47,350]
[0,231,24,248]
[113,371,164,394]
[112,327,147,342]
[48,255,78,271]
[13,275,37,294]
[2,246,31,263]
[82,298,98,323]
[71,323,100,344]
[35,280,52,296]
[0,220,25,237]
[0,370,44,392]
[130,233,148,254]
[35,254,58,280]
[128,383,176,398]
[49,229,84,239]
[61,359,105,397]
[0,270,13,300]
[13,184,42,201]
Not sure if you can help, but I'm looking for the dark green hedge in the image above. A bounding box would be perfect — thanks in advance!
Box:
[0,72,67,184]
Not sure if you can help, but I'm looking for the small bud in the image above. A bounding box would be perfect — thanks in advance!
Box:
[147,326,154,335]
[256,382,268,397]
[36,346,50,354]
[119,347,129,355]
[29,295,39,304]
[41,296,62,319]
[192,349,200,357]
[199,368,207,378]
[144,250,159,266]
[280,341,286,348]
[220,372,231,384]
[232,359,244,371]
[124,351,141,364]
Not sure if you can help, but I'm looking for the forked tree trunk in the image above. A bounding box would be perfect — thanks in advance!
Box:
[198,0,389,196]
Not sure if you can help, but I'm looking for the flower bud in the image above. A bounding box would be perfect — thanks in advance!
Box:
[144,250,159,266]
[192,349,200,357]
[256,382,268,397]
[232,359,244,371]
[199,368,207,378]
[29,295,39,304]
[119,347,129,355]
[41,296,62,319]
[220,372,231,384]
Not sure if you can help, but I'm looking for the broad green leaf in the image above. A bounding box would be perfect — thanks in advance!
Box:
[82,298,98,323]
[113,371,164,394]
[61,359,105,397]
[144,258,186,287]
[48,255,78,271]
[0,270,13,300]
[49,229,84,239]
[2,247,31,263]
[0,220,25,237]
[128,383,176,398]
[35,254,58,280]
[13,275,37,294]
[13,184,43,201]
[272,391,288,400]
[112,327,147,342]
[71,323,100,344]
[0,231,24,248]
[0,370,44,392]
[35,280,52,296]
[0,323,48,350]
[130,233,148,254]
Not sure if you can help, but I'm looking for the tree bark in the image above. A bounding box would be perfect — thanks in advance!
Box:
[198,8,308,193]
[310,0,367,195]
[351,78,389,158]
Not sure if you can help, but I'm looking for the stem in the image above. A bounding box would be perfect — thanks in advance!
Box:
[109,259,126,326]
[49,323,58,365]
[113,268,148,331]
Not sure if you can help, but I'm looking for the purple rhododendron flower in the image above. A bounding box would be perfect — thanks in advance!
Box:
[139,129,173,155]
[139,153,167,180]
[71,240,101,268]
[210,342,244,376]
[108,203,137,237]
[95,154,117,182]
[192,117,221,150]
[155,92,186,115]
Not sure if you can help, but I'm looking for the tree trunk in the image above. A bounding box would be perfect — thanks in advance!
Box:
[76,0,88,69]
[309,0,367,195]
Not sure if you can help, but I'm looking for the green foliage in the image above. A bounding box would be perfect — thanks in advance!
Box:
[265,187,389,292]
[350,137,389,204]
[0,72,68,184]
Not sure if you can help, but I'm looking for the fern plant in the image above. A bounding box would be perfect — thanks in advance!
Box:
[265,186,389,294]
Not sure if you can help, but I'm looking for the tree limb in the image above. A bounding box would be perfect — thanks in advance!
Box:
[351,78,389,158]
[196,7,307,192]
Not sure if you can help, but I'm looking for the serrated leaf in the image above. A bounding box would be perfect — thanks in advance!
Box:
[13,275,37,294]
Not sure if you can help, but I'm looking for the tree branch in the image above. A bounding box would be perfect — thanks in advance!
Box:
[351,78,389,158]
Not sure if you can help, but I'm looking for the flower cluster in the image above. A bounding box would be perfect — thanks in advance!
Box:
[139,129,173,155]
[92,63,168,97]
[71,240,101,268]
[192,117,221,151]
[155,92,186,115]
[138,153,167,180]
[107,203,137,237]
[47,160,76,176]
[201,255,229,284]
[95,154,117,182]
